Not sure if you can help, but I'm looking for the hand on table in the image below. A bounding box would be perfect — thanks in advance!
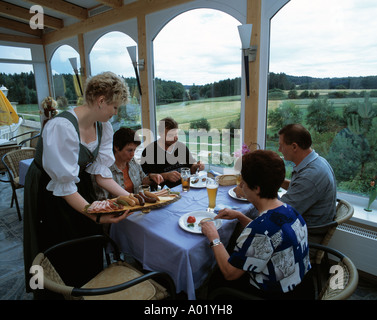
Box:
[201,220,219,241]
[165,171,181,183]
[216,208,243,220]
[192,161,205,173]
[234,185,245,199]
[201,208,240,240]
[149,173,164,185]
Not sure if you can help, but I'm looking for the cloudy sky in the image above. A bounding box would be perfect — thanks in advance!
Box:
[1,0,377,84]
[270,0,377,78]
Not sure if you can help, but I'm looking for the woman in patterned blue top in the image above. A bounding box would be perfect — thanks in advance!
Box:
[201,150,313,299]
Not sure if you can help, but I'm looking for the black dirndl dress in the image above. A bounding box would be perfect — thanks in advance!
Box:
[23,112,105,294]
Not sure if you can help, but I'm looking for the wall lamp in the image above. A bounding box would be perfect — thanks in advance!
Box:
[238,24,257,97]
[0,84,8,97]
[126,46,144,96]
[69,57,83,97]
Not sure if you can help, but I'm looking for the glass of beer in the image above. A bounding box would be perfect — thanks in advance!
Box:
[181,167,191,192]
[139,185,150,193]
[236,173,241,185]
[206,177,219,212]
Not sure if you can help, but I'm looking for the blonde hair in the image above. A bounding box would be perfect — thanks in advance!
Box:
[84,71,129,106]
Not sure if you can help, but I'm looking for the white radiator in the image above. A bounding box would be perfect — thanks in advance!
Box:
[328,224,377,277]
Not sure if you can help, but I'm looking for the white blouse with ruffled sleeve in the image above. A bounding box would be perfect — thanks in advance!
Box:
[42,109,115,197]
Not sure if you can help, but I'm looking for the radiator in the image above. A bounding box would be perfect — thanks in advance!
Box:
[328,223,377,277]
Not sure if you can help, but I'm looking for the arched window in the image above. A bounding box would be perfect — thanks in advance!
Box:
[268,0,377,198]
[0,45,38,123]
[153,8,242,169]
[90,31,142,132]
[50,45,81,109]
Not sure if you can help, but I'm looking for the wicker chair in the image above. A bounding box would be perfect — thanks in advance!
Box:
[19,132,40,148]
[208,243,358,300]
[0,144,21,175]
[1,147,36,221]
[308,199,354,264]
[31,234,176,300]
[9,130,40,148]
[309,243,359,300]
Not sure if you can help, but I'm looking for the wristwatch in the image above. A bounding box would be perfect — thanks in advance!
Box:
[209,238,222,248]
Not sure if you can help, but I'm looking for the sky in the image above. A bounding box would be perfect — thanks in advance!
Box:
[270,0,377,78]
[1,1,377,84]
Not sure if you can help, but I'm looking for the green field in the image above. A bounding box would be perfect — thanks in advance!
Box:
[156,96,241,131]
[16,90,376,130]
[16,104,40,121]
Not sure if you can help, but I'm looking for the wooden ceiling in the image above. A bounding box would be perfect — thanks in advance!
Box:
[0,0,131,45]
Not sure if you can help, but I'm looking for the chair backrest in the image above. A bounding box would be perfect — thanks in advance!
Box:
[309,243,359,300]
[310,199,354,264]
[0,144,21,173]
[30,235,175,300]
[335,199,354,224]
[320,199,354,246]
[19,132,41,148]
[2,147,36,180]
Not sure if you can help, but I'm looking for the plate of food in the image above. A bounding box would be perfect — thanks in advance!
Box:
[228,187,248,201]
[84,190,181,215]
[190,176,207,188]
[178,211,222,234]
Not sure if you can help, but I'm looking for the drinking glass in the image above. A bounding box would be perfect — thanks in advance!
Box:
[139,185,150,193]
[181,167,191,192]
[236,173,241,185]
[206,177,219,212]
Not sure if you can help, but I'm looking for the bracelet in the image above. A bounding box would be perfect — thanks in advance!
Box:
[96,213,102,224]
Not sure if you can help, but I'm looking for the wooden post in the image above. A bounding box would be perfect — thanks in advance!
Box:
[244,0,261,151]
[78,33,87,91]
[137,14,154,146]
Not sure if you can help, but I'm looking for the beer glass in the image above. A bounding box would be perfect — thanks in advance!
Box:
[206,177,219,211]
[181,167,191,192]
[139,185,150,193]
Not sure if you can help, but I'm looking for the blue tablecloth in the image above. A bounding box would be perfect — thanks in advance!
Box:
[19,158,33,186]
[109,184,251,299]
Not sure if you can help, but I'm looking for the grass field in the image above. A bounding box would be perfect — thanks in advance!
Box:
[156,96,241,131]
[16,90,376,130]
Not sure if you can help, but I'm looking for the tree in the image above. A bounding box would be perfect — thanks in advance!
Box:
[306,98,339,133]
[327,128,369,181]
[268,101,303,133]
[288,89,297,99]
[189,118,211,131]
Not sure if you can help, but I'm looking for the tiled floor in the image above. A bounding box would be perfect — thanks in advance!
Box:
[0,178,376,300]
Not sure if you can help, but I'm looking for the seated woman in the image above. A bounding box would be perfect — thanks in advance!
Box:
[201,150,313,299]
[95,127,164,199]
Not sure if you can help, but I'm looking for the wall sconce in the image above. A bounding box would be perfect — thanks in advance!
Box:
[126,46,143,96]
[238,24,257,97]
[69,57,83,97]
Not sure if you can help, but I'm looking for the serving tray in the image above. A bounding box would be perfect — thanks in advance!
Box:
[85,194,181,215]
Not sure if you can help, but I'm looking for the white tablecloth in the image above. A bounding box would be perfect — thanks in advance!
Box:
[109,184,251,299]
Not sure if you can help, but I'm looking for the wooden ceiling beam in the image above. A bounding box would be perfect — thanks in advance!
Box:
[0,1,63,30]
[0,16,42,37]
[0,32,42,44]
[96,0,123,8]
[22,0,88,20]
[44,0,194,44]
